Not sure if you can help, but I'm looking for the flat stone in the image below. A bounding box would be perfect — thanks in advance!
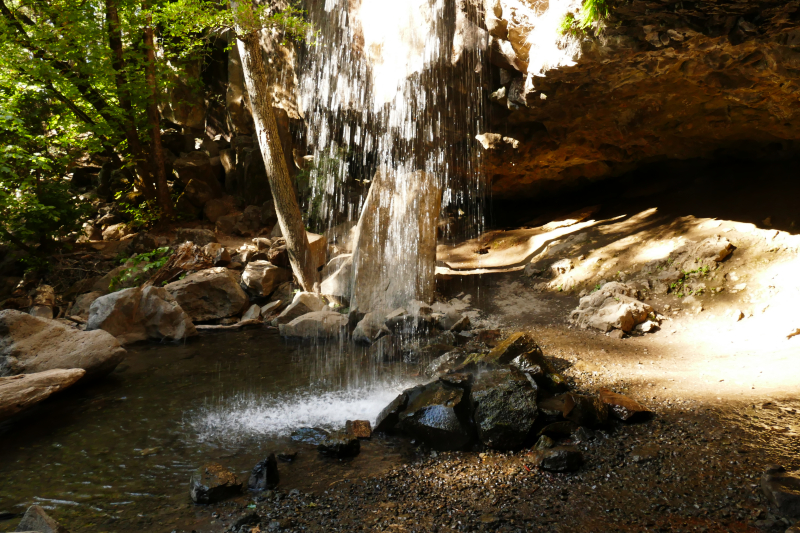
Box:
[0,369,85,421]
[278,311,348,339]
[562,393,609,428]
[190,463,242,504]
[291,427,330,445]
[345,420,372,439]
[598,387,651,421]
[531,446,582,472]
[318,430,360,458]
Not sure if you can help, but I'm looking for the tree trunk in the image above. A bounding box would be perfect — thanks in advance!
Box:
[105,0,157,202]
[142,3,174,216]
[232,13,317,291]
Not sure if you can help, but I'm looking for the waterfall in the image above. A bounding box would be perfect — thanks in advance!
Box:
[298,0,488,312]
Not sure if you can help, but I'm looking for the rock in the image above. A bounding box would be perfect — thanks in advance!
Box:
[320,255,353,306]
[277,451,297,462]
[71,291,103,319]
[539,421,579,439]
[102,222,134,241]
[274,292,326,325]
[437,310,468,331]
[241,261,290,297]
[469,366,538,450]
[216,213,241,235]
[0,310,125,381]
[291,427,330,445]
[562,393,609,428]
[203,197,232,223]
[15,504,70,533]
[190,463,242,504]
[87,286,197,344]
[248,453,279,491]
[307,232,328,270]
[351,170,441,312]
[241,304,261,322]
[279,311,348,339]
[323,221,357,253]
[318,430,361,458]
[164,267,248,322]
[253,237,273,250]
[530,446,582,472]
[396,381,472,451]
[374,391,409,433]
[260,300,282,318]
[367,334,402,362]
[345,420,372,439]
[202,242,231,266]
[635,320,659,333]
[762,465,800,518]
[485,332,544,365]
[352,312,390,345]
[32,285,55,308]
[236,205,262,236]
[570,282,653,332]
[147,242,214,287]
[691,236,734,264]
[182,179,218,208]
[29,305,53,319]
[232,512,261,531]
[597,388,651,421]
[0,369,85,421]
[176,228,217,247]
[425,349,467,377]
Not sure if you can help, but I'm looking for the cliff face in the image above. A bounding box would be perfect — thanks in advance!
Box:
[482,0,800,199]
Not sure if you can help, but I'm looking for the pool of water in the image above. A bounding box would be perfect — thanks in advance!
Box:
[0,328,420,532]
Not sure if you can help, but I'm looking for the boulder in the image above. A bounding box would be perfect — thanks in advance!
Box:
[274,292,326,325]
[216,213,242,235]
[437,310,470,332]
[279,311,348,339]
[469,366,538,450]
[260,300,282,318]
[396,381,472,451]
[248,453,279,491]
[485,332,544,365]
[241,261,290,297]
[87,286,197,344]
[307,232,328,269]
[241,304,261,322]
[530,446,583,472]
[176,228,217,247]
[318,430,361,457]
[71,291,103,319]
[173,152,224,195]
[425,349,467,377]
[182,179,218,208]
[203,197,232,223]
[0,369,85,421]
[374,392,409,433]
[597,388,651,421]
[0,310,125,381]
[190,463,242,504]
[352,312,390,345]
[102,222,133,241]
[202,243,231,266]
[164,268,248,322]
[570,282,653,332]
[762,465,800,518]
[320,255,353,305]
[14,504,70,533]
[562,393,609,428]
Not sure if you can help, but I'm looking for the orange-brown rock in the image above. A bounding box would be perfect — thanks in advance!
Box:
[598,387,651,421]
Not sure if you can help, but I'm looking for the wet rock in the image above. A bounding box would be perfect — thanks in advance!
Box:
[469,366,538,450]
[367,335,402,362]
[248,453,279,491]
[87,286,197,344]
[241,261,290,297]
[176,228,217,247]
[539,421,580,439]
[485,332,544,365]
[260,300,282,319]
[190,463,242,504]
[598,388,651,421]
[534,434,555,450]
[439,372,473,388]
[352,312,390,345]
[15,504,70,533]
[274,292,326,325]
[307,232,329,270]
[277,451,297,462]
[202,243,231,266]
[232,511,261,531]
[396,381,472,451]
[537,396,566,418]
[318,430,361,458]
[0,310,125,381]
[562,393,609,428]
[279,311,348,339]
[374,391,409,433]
[570,282,653,332]
[437,310,470,332]
[164,267,248,322]
[345,420,372,439]
[0,369,85,422]
[425,349,466,377]
[530,446,582,472]
[320,255,353,306]
[291,427,330,445]
[762,465,800,518]
[241,304,261,322]
[71,291,103,320]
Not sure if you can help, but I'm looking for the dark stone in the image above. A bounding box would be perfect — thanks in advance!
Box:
[538,421,579,439]
[469,366,538,450]
[598,387,651,421]
[248,453,279,491]
[538,395,567,417]
[175,228,217,247]
[374,392,408,433]
[439,372,472,388]
[15,504,69,533]
[345,420,372,439]
[562,393,609,428]
[277,451,297,462]
[368,335,402,362]
[762,465,800,518]
[189,463,242,504]
[531,446,582,472]
[533,435,555,450]
[486,332,544,365]
[290,427,330,445]
[318,430,361,458]
[232,511,261,530]
[396,381,472,451]
[425,349,466,377]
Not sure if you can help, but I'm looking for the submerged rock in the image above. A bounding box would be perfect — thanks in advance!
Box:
[0,369,85,421]
[165,267,248,322]
[469,366,538,450]
[279,311,348,339]
[15,504,70,533]
[190,463,242,504]
[352,312,390,345]
[291,427,330,445]
[318,430,361,458]
[320,254,353,306]
[87,286,197,344]
[0,310,125,381]
[396,381,472,451]
[248,453,279,491]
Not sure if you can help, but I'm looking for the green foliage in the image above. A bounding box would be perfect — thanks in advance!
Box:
[115,188,163,230]
[560,0,610,36]
[109,246,172,291]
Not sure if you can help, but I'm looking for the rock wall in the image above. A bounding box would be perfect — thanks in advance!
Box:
[481,0,800,198]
